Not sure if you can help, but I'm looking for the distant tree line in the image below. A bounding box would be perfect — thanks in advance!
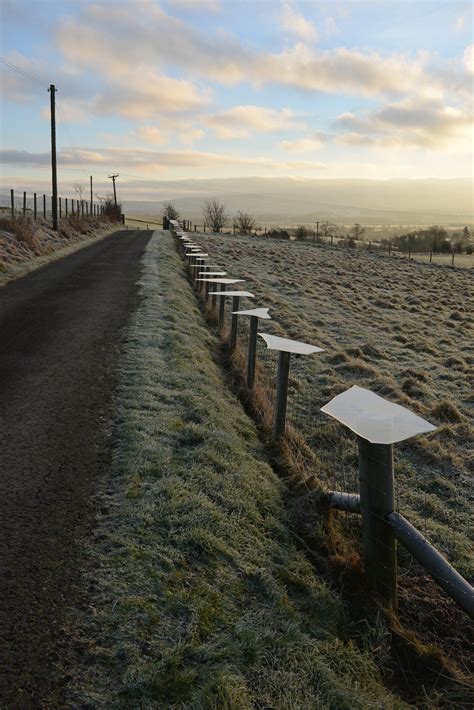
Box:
[384,226,471,254]
[160,199,472,256]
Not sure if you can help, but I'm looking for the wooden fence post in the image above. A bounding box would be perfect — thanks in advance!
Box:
[358,438,397,609]
[229,296,240,350]
[10,188,14,217]
[247,315,259,388]
[23,191,26,215]
[43,194,46,218]
[59,196,62,219]
[34,193,37,219]
[273,351,291,442]
[218,284,227,325]
[65,197,68,216]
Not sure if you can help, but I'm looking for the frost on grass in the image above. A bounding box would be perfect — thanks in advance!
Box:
[197,233,473,580]
[70,232,405,709]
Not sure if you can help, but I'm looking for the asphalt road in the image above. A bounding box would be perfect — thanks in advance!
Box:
[0,230,152,708]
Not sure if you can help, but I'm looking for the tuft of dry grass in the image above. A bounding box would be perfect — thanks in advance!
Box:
[1,214,39,249]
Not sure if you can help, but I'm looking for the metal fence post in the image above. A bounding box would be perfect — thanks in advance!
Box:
[358,437,397,609]
[272,351,291,442]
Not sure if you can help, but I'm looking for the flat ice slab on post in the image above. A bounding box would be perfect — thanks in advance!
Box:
[198,271,227,276]
[196,278,244,284]
[258,333,324,355]
[189,253,208,257]
[233,307,271,319]
[320,385,437,444]
[208,290,254,297]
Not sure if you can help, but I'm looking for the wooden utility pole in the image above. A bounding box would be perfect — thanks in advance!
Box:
[108,173,119,206]
[49,84,58,230]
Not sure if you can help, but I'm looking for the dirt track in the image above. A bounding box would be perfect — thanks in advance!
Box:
[0,230,151,708]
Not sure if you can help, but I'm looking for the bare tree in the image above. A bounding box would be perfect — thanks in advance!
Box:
[349,223,366,241]
[162,202,180,220]
[73,183,85,200]
[320,221,338,241]
[202,199,229,233]
[235,210,256,235]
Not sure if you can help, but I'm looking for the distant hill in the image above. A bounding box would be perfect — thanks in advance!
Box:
[122,177,474,226]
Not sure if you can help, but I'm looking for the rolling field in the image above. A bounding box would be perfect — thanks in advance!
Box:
[197,232,473,587]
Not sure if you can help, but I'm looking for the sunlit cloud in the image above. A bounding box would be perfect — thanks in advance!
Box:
[280,135,324,152]
[335,96,473,149]
[0,147,327,175]
[280,3,318,42]
[205,106,306,139]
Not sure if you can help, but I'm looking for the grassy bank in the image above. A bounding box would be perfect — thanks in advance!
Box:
[69,231,406,708]
[0,214,120,287]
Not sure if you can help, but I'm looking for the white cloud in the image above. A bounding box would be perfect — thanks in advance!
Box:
[334,96,473,149]
[205,105,306,139]
[135,126,168,145]
[179,128,205,145]
[0,147,326,174]
[463,44,474,74]
[280,135,324,152]
[55,4,435,99]
[164,0,221,12]
[280,3,318,42]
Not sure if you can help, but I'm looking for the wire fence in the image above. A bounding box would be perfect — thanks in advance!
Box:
[172,222,474,622]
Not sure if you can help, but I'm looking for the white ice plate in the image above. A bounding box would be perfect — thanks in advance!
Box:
[233,307,271,319]
[196,278,244,284]
[208,291,254,297]
[320,385,436,444]
[258,333,324,355]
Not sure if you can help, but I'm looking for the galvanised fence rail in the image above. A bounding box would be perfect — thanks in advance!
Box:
[169,218,474,620]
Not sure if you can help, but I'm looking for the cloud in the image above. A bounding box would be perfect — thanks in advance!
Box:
[205,106,306,138]
[334,97,473,149]
[463,44,474,74]
[0,147,326,174]
[54,3,433,99]
[280,135,324,152]
[135,126,168,145]
[164,0,221,11]
[280,3,318,42]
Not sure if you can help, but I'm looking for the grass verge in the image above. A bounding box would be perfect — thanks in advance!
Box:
[68,231,407,709]
[0,215,120,287]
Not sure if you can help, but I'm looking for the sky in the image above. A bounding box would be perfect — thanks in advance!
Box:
[0,0,473,199]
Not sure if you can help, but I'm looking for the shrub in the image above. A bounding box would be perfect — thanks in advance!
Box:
[295,225,309,241]
[103,199,122,222]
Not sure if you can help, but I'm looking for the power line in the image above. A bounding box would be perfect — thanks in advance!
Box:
[0,56,46,87]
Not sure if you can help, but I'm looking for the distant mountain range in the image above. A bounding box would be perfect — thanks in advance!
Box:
[122,177,474,226]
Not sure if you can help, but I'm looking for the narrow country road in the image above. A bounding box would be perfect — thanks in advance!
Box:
[0,230,152,708]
